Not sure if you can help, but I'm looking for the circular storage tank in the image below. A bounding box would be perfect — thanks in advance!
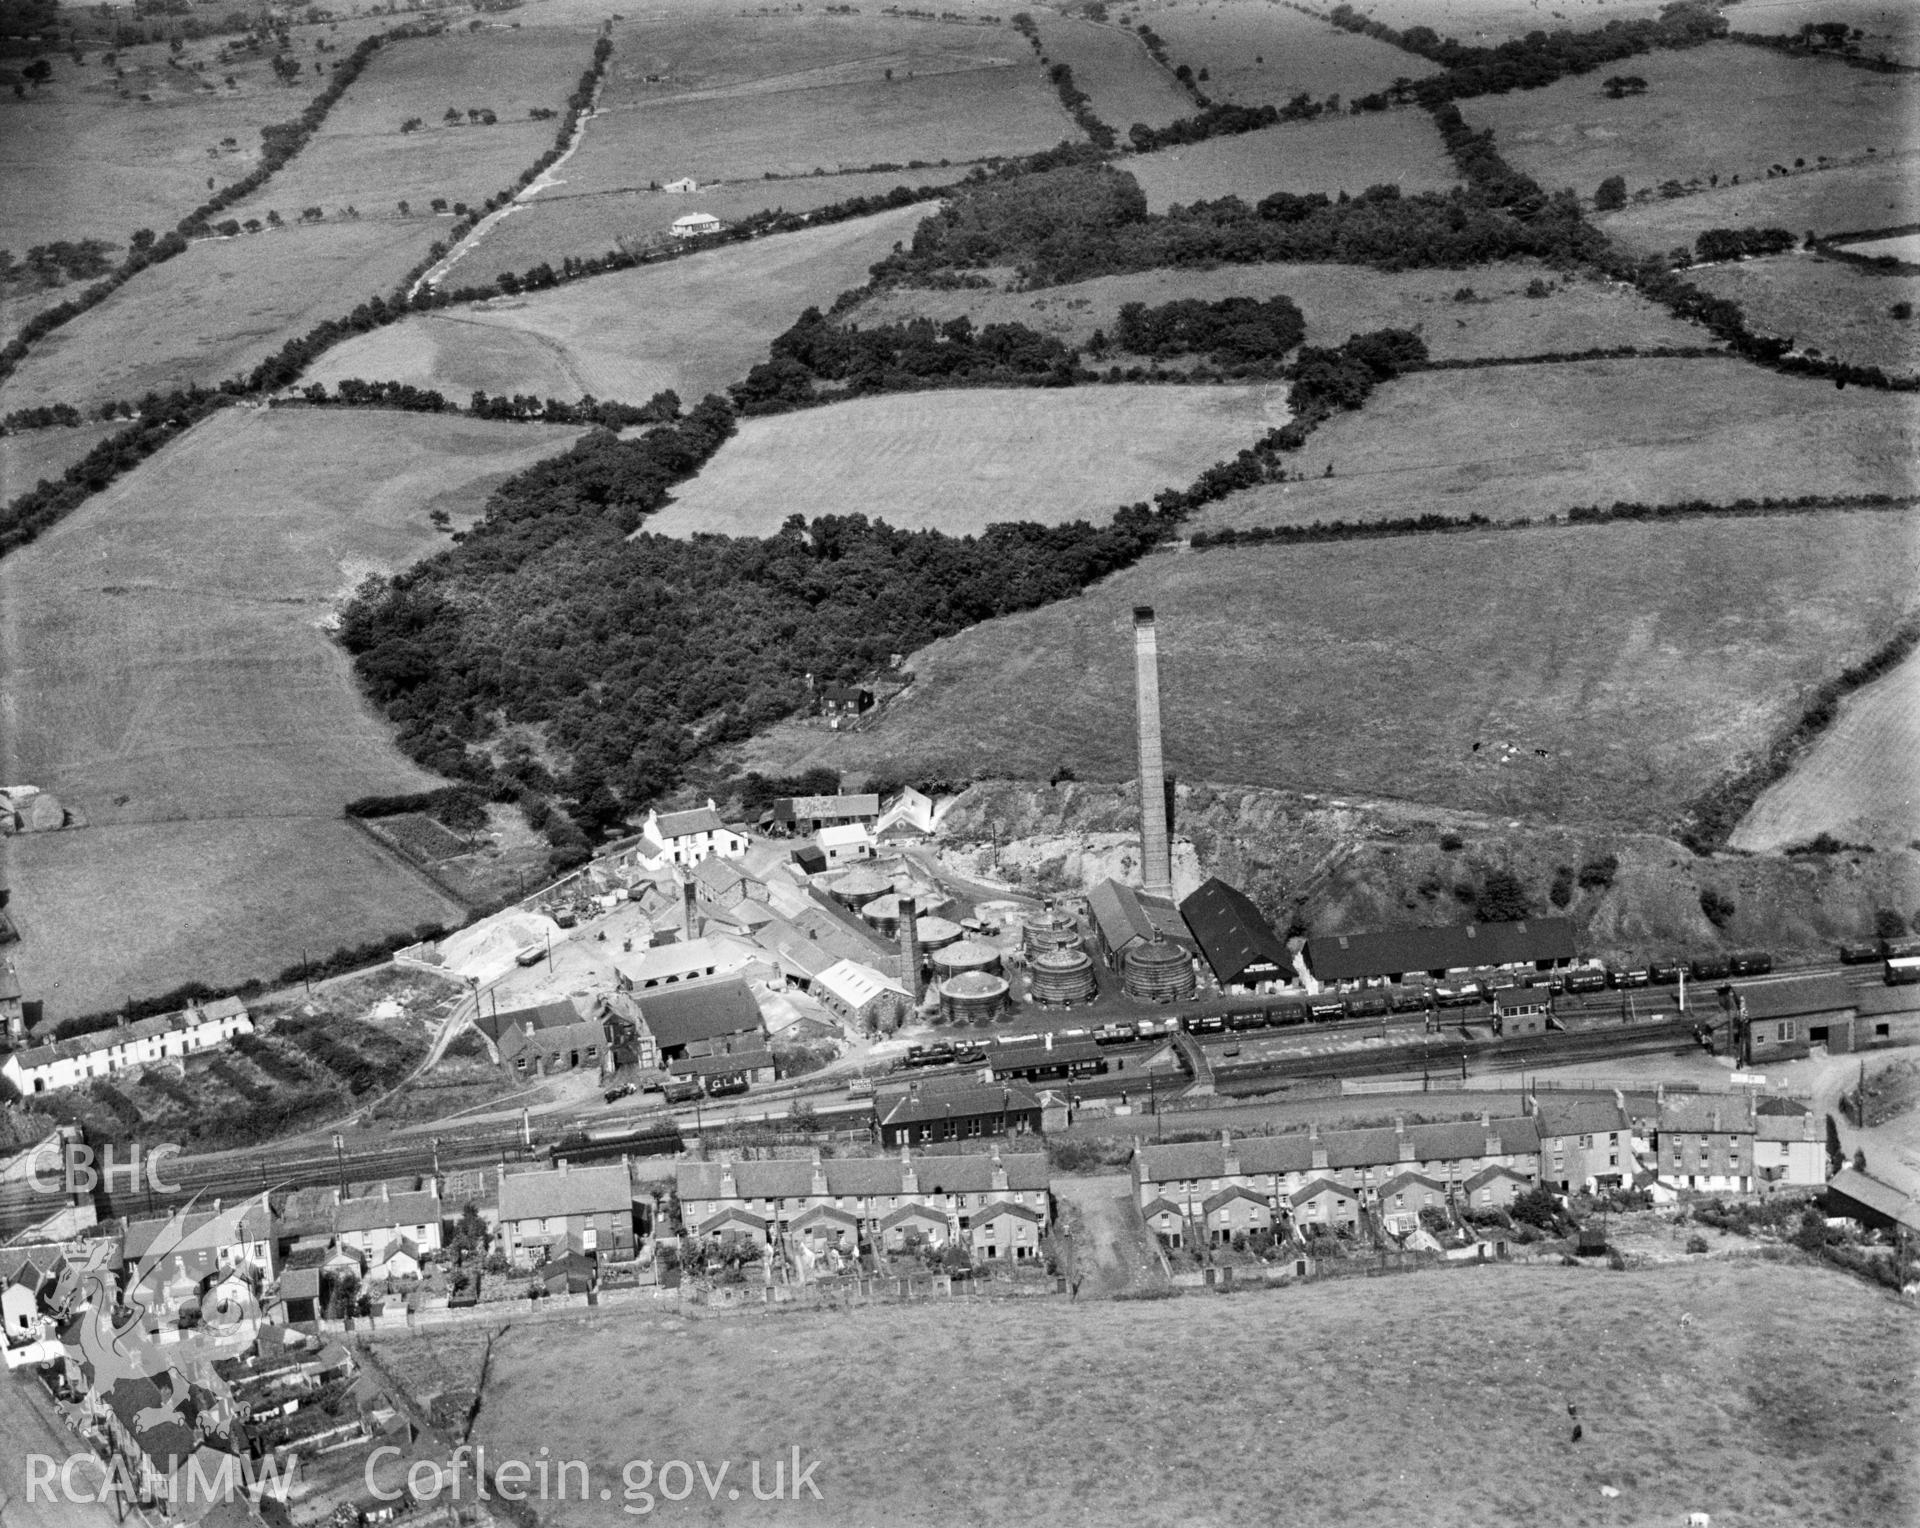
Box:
[930,937,1003,979]
[1021,909,1083,959]
[1123,938,1196,1004]
[826,866,890,910]
[861,893,906,938]
[940,970,1011,1025]
[914,916,964,954]
[1028,945,1097,1007]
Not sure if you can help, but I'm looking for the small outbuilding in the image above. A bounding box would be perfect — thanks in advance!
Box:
[670,212,722,238]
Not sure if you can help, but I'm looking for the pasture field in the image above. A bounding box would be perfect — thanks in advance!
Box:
[1733,644,1920,853]
[0,220,437,412]
[736,507,1920,831]
[0,423,124,503]
[1190,357,1917,530]
[599,4,1026,105]
[1468,43,1916,198]
[646,385,1289,538]
[0,407,582,1019]
[1332,0,1680,43]
[1139,0,1439,107]
[226,27,599,222]
[376,1259,1917,1528]
[309,206,927,406]
[846,260,1707,362]
[1728,0,1920,63]
[461,166,959,280]
[1846,232,1920,260]
[0,15,397,251]
[1126,111,1458,209]
[560,66,1074,197]
[1600,157,1920,256]
[1026,12,1194,130]
[1687,254,1920,374]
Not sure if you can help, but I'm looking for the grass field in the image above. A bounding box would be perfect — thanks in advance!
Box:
[1687,254,1920,374]
[308,206,927,406]
[0,220,438,412]
[0,406,583,1019]
[226,26,599,224]
[845,260,1707,362]
[1190,357,1917,530]
[466,166,960,280]
[560,65,1074,198]
[1027,12,1194,130]
[1728,0,1920,63]
[1732,644,1920,852]
[1847,232,1920,260]
[1139,0,1439,107]
[0,15,396,251]
[735,508,1920,830]
[1347,0,1719,41]
[374,1259,1918,1527]
[0,423,125,502]
[647,385,1288,537]
[1600,157,1920,255]
[1126,111,1458,209]
[1468,42,1916,198]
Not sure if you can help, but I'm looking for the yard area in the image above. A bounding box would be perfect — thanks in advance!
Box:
[373,1258,1916,1527]
[1732,642,1920,852]
[0,406,583,1019]
[310,204,930,407]
[1467,42,1914,199]
[0,219,439,413]
[1191,356,1917,530]
[845,260,1706,362]
[1140,0,1438,108]
[1126,111,1458,210]
[734,508,1920,831]
[646,384,1288,538]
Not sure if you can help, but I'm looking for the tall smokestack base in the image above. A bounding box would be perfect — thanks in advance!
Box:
[1132,606,1173,900]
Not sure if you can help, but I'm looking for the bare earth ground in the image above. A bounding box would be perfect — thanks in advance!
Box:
[1026,11,1194,130]
[1732,643,1920,852]
[376,1259,1917,1528]
[1600,157,1920,255]
[1126,110,1459,209]
[1467,42,1915,196]
[1138,0,1439,106]
[0,423,123,502]
[648,385,1289,537]
[848,261,1707,361]
[467,166,961,281]
[734,510,1920,831]
[1052,1171,1170,1298]
[0,220,439,413]
[1191,356,1917,530]
[0,407,583,1019]
[0,14,397,251]
[309,205,928,406]
[1687,254,1920,375]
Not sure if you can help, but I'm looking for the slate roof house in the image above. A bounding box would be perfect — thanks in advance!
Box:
[638,801,747,865]
[497,1161,637,1264]
[2,997,252,1094]
[477,998,609,1078]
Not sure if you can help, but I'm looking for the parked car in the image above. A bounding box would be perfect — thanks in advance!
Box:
[603,1082,638,1103]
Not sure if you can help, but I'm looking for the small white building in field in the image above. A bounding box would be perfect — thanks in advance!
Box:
[670,212,722,239]
[662,177,699,194]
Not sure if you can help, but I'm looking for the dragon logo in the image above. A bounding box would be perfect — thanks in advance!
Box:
[66,1194,269,1434]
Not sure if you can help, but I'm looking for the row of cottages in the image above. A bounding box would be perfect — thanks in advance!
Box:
[874,1080,1047,1148]
[1303,917,1577,987]
[1647,1094,1825,1194]
[1133,1115,1542,1248]
[497,1161,640,1265]
[0,996,252,1094]
[766,792,880,836]
[678,1148,1052,1260]
[475,997,610,1079]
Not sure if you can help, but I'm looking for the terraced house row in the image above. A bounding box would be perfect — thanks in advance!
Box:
[677,1147,1052,1261]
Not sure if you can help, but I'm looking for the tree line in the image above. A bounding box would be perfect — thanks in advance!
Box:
[1109,294,1306,365]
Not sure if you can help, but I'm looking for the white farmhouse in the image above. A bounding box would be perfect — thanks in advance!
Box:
[670,212,722,239]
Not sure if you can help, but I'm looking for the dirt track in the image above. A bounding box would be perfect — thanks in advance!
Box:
[1052,1172,1170,1299]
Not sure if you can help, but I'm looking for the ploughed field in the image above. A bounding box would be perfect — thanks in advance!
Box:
[1190,357,1916,530]
[308,206,927,406]
[1126,111,1459,210]
[1466,42,1915,196]
[373,1259,1916,1528]
[846,261,1707,363]
[734,508,1920,832]
[1732,643,1920,853]
[0,407,584,1020]
[645,385,1289,538]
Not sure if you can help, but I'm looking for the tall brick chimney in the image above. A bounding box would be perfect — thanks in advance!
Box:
[1133,605,1173,899]
[898,893,922,1000]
